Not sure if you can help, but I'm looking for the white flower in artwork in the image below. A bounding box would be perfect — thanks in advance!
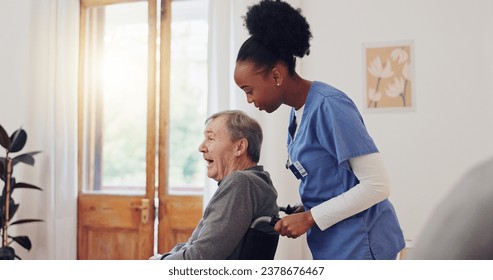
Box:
[367,56,394,79]
[385,77,408,106]
[386,77,405,98]
[368,88,382,102]
[391,48,408,64]
[402,62,411,80]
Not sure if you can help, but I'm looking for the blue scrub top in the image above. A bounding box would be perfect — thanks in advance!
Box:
[287,81,405,259]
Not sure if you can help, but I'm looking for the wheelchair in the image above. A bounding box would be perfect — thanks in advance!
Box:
[237,205,297,260]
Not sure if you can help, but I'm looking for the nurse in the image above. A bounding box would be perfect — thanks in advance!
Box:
[233,0,405,259]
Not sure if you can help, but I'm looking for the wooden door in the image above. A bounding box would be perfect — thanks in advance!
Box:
[77,0,157,260]
[77,195,153,259]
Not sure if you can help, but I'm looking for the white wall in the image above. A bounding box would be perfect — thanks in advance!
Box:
[0,1,31,129]
[293,0,493,244]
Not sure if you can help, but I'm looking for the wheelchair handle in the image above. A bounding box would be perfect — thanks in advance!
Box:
[251,204,299,229]
[279,204,297,215]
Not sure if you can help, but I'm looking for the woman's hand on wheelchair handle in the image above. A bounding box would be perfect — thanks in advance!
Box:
[274,211,315,239]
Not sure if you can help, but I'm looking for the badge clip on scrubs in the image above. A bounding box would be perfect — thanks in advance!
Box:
[288,161,308,180]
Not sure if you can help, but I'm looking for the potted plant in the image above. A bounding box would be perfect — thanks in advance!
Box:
[0,124,43,260]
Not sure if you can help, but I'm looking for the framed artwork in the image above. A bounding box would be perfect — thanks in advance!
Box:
[363,41,415,112]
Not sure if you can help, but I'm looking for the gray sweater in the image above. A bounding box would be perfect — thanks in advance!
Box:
[163,166,278,260]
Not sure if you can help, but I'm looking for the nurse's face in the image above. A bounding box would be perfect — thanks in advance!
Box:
[234,61,283,113]
[198,115,239,182]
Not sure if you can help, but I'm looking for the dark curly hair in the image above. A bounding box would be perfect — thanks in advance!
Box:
[236,0,312,75]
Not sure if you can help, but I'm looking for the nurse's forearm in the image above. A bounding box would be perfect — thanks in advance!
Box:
[310,152,391,231]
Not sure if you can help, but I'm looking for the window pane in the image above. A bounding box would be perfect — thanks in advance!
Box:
[168,0,208,195]
[82,2,149,195]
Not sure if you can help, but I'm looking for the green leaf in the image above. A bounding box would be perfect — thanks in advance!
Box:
[0,124,10,150]
[10,218,44,226]
[0,198,17,227]
[11,236,32,251]
[9,203,19,221]
[12,151,41,167]
[9,128,27,153]
[0,246,16,260]
[1,177,15,195]
[13,182,43,191]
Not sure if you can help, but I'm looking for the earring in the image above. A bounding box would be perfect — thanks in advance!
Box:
[277,83,280,86]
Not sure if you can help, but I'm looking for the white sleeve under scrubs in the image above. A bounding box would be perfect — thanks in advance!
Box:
[287,81,405,260]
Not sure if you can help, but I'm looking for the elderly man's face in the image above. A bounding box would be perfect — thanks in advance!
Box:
[198,115,238,181]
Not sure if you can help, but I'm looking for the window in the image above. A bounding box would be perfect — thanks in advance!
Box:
[79,0,208,196]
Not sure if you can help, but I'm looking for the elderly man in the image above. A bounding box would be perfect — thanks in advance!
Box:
[152,110,278,260]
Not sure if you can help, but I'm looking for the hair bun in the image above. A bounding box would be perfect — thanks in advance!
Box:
[244,0,312,58]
